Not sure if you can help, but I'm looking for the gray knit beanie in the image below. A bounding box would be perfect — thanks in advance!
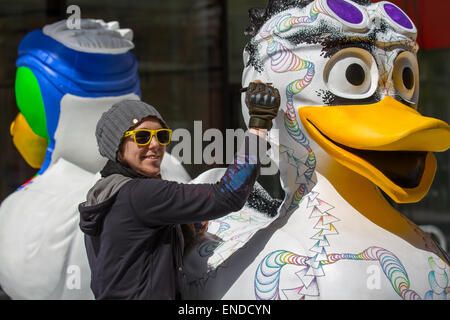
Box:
[96,99,168,162]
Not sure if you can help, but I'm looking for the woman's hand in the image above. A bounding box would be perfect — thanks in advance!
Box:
[194,221,209,234]
[243,80,280,130]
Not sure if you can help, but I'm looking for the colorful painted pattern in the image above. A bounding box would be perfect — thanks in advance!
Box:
[253,190,450,300]
[195,208,274,272]
[255,246,423,300]
[425,257,450,300]
[255,191,340,299]
[247,0,445,301]
[259,10,322,209]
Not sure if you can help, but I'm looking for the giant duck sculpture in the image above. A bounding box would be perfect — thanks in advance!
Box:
[0,19,190,299]
[183,0,450,300]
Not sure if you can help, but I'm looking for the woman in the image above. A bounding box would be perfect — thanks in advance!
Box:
[79,81,280,300]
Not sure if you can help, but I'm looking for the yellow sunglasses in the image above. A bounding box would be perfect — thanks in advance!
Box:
[123,128,172,146]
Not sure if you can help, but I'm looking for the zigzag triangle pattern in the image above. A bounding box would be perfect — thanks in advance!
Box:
[294,192,338,299]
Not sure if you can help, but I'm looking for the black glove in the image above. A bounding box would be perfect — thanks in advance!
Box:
[244,81,280,130]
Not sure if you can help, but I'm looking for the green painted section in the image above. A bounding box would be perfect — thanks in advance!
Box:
[14,67,48,141]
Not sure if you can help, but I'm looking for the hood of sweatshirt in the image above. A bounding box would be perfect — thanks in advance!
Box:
[79,174,132,236]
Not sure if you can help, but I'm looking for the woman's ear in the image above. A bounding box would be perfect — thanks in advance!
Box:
[116,151,123,163]
[116,141,127,165]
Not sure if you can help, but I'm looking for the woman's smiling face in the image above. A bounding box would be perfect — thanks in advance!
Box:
[119,117,166,177]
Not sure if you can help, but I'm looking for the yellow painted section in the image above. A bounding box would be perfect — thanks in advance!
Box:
[314,151,448,264]
[10,112,47,168]
[300,96,450,152]
[298,97,450,203]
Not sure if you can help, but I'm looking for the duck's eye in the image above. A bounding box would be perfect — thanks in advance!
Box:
[402,67,414,90]
[346,63,365,86]
[393,51,419,104]
[324,48,378,100]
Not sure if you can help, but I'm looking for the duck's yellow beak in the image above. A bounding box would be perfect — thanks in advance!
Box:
[299,96,450,203]
[10,112,47,169]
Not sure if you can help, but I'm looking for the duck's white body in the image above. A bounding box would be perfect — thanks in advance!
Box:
[184,157,448,300]
[183,0,450,300]
[0,159,96,299]
[0,20,191,299]
[0,96,190,299]
[1,1,449,300]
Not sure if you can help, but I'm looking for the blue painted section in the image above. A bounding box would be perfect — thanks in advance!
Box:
[16,30,141,174]
[17,31,140,97]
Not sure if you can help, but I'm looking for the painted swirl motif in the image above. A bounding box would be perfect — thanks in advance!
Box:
[259,9,319,209]
[254,250,309,300]
[255,246,422,300]
[425,257,449,300]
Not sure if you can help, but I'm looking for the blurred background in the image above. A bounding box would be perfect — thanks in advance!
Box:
[0,0,449,298]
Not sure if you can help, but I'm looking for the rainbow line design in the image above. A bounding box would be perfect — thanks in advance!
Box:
[259,12,318,209]
[424,257,450,300]
[196,211,271,259]
[283,61,316,209]
[324,247,421,300]
[254,250,309,300]
[290,184,306,208]
[254,246,422,300]
[260,0,323,37]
